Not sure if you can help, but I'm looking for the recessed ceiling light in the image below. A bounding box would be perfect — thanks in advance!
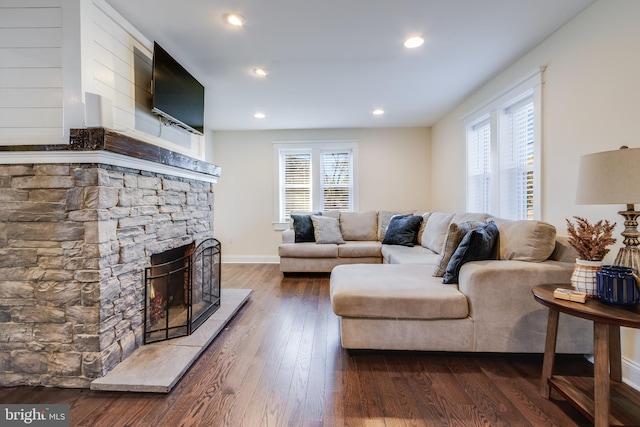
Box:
[372,109,385,116]
[223,13,245,27]
[403,36,424,49]
[254,112,266,119]
[254,68,268,77]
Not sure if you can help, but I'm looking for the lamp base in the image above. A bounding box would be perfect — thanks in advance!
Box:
[614,247,640,274]
[613,207,640,273]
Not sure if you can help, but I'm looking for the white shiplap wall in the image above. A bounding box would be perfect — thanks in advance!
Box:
[84,0,203,156]
[0,0,204,159]
[0,0,64,143]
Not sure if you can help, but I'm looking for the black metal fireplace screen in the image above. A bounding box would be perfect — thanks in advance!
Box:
[144,238,221,344]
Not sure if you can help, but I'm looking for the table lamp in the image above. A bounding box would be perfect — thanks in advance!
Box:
[575,146,640,273]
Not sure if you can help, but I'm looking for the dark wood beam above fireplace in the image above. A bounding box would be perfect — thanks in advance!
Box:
[0,127,220,178]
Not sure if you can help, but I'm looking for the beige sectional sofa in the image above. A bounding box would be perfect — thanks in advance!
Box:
[278,210,593,354]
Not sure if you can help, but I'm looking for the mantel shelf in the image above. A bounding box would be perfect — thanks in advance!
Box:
[0,127,221,179]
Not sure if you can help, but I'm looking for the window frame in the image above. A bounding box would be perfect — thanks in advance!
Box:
[273,140,359,230]
[463,67,544,220]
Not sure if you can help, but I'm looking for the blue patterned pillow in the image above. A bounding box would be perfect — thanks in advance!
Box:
[443,221,499,284]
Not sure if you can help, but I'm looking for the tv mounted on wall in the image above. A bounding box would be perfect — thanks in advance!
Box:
[151,42,205,136]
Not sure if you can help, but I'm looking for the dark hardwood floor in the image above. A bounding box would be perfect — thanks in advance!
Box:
[0,263,593,426]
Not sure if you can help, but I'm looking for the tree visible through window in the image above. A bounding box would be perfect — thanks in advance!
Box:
[321,151,352,211]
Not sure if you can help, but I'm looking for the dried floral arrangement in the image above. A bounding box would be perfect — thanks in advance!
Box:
[565,216,617,261]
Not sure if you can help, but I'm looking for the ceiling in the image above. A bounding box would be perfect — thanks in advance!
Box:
[105,0,596,132]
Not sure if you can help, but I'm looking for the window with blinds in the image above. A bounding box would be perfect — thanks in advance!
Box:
[500,99,534,220]
[466,118,491,214]
[281,152,312,218]
[464,71,541,221]
[276,144,356,223]
[320,151,352,211]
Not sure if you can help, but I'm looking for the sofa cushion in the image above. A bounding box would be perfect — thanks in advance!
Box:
[422,212,455,253]
[291,213,320,243]
[382,214,423,247]
[443,221,500,284]
[330,264,469,320]
[451,212,491,224]
[489,217,557,262]
[322,210,341,220]
[311,215,345,244]
[340,211,378,241]
[433,221,486,277]
[279,242,338,258]
[382,245,439,264]
[338,241,382,258]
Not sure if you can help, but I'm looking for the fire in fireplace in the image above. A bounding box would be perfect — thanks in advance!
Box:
[144,238,221,343]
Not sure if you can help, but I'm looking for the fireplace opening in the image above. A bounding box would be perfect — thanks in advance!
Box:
[144,238,221,344]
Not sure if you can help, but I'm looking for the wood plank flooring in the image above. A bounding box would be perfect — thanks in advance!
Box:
[0,263,594,426]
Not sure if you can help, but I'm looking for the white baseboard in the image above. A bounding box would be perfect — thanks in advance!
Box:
[222,255,280,264]
[585,355,640,391]
[623,356,640,391]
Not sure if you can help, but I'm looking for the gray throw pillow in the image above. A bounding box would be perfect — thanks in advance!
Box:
[311,215,345,244]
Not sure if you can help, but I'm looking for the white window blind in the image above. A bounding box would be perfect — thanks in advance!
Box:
[281,152,312,219]
[320,150,353,211]
[466,118,491,214]
[500,98,534,220]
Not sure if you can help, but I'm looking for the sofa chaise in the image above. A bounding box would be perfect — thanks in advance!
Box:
[279,210,593,354]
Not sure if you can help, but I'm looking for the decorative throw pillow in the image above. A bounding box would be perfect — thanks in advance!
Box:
[291,213,321,243]
[378,211,405,241]
[416,211,432,247]
[443,221,499,284]
[433,220,486,277]
[311,215,345,244]
[382,214,424,247]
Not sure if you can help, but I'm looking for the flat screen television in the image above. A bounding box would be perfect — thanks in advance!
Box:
[151,42,205,135]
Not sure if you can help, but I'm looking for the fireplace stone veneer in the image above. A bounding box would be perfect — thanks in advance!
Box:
[0,129,220,388]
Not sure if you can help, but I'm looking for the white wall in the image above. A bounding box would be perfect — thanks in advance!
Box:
[209,127,431,262]
[431,0,640,389]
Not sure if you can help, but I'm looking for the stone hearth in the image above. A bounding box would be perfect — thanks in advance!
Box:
[0,129,222,388]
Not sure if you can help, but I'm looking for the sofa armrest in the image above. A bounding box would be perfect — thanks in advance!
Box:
[457,259,573,320]
[282,228,295,244]
[457,259,591,353]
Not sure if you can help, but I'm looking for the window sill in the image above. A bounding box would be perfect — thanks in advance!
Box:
[273,222,289,231]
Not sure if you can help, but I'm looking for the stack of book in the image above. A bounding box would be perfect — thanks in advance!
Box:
[553,288,587,303]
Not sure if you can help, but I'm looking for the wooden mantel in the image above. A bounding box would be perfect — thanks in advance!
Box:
[0,127,221,179]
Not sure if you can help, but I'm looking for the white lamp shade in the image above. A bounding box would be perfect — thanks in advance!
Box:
[576,147,640,205]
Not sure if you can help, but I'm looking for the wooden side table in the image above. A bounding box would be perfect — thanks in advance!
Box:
[532,284,640,426]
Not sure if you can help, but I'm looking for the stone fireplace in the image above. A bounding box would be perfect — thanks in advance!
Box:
[0,128,221,388]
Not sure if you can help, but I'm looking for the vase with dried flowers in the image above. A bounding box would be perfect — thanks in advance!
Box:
[566,216,617,295]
